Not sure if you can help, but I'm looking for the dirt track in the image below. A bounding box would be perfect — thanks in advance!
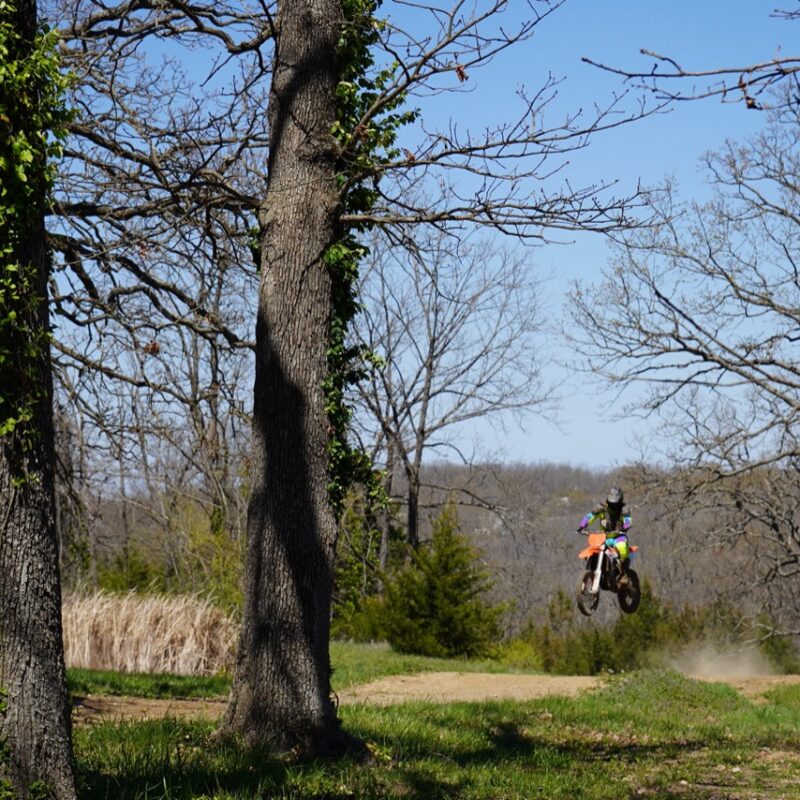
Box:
[71,672,800,725]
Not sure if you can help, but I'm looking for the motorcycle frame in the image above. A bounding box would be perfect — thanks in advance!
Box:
[579,533,614,596]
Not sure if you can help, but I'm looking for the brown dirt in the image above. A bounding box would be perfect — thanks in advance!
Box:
[336,671,600,705]
[71,672,800,725]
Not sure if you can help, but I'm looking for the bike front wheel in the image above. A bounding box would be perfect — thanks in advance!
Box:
[576,570,600,617]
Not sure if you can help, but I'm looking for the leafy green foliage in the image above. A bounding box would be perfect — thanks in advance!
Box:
[96,547,165,595]
[380,503,506,658]
[0,1,70,457]
[331,489,404,640]
[174,504,244,614]
[761,631,800,673]
[324,0,418,514]
[94,498,244,615]
[330,494,384,639]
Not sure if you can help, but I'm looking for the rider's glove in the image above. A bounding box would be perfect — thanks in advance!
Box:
[575,526,585,533]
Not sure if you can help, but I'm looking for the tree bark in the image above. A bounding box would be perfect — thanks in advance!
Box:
[220,0,363,755]
[0,4,78,796]
[406,465,421,550]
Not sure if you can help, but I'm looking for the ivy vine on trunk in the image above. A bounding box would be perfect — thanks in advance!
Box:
[0,0,70,464]
[325,0,417,515]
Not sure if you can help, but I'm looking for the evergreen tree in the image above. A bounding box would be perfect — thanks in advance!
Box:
[382,503,505,658]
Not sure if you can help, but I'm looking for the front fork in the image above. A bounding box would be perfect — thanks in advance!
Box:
[591,546,605,595]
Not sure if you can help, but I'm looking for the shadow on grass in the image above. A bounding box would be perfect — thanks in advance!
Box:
[75,711,726,800]
[385,724,721,800]
[77,718,282,800]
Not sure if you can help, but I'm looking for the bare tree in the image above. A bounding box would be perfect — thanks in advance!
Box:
[42,0,262,582]
[568,88,800,625]
[572,1,800,634]
[583,5,800,111]
[354,227,551,547]
[570,95,800,468]
[685,466,800,635]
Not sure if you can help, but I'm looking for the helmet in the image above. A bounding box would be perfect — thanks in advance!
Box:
[606,486,623,506]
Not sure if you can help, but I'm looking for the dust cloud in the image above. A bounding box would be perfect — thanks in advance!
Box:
[665,641,775,678]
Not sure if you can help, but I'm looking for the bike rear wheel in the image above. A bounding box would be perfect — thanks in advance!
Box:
[576,570,600,617]
[617,568,641,614]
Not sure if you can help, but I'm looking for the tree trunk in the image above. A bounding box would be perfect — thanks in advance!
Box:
[407,433,426,548]
[221,0,362,756]
[406,359,431,549]
[0,7,77,798]
[406,465,421,550]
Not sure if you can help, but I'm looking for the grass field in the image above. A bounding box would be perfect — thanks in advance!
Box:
[70,646,800,799]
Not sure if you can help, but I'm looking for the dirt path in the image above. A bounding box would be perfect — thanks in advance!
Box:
[71,672,800,725]
[337,671,600,706]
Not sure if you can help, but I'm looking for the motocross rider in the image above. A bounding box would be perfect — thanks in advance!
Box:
[576,486,633,582]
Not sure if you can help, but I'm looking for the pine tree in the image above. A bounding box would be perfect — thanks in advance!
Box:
[382,503,505,658]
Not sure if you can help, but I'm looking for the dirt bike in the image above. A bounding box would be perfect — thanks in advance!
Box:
[575,532,641,616]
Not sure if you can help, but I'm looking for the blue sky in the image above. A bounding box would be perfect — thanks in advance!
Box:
[135,0,792,470]
[424,0,793,468]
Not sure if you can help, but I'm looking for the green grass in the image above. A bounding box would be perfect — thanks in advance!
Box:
[68,641,531,700]
[73,669,800,799]
[67,668,231,700]
[762,682,800,709]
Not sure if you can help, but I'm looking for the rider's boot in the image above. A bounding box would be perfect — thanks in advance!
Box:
[617,559,629,589]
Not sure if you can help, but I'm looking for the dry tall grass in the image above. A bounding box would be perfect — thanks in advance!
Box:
[63,592,238,675]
